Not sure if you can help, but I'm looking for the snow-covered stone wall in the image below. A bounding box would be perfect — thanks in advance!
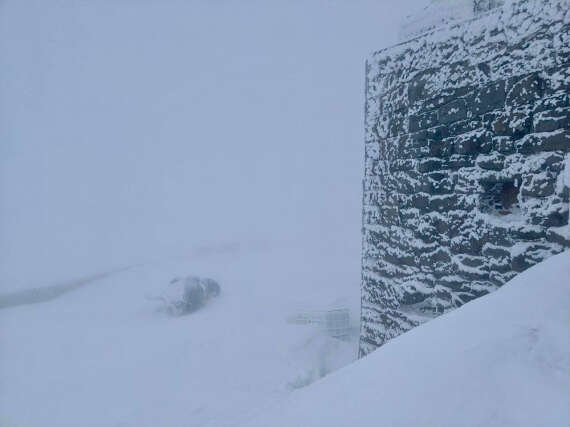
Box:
[360,0,570,356]
[399,0,505,42]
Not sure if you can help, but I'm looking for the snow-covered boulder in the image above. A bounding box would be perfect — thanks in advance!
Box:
[159,276,221,315]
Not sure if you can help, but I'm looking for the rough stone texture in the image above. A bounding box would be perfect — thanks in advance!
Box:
[360,0,570,357]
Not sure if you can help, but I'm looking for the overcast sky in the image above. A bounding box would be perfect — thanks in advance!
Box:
[0,0,428,288]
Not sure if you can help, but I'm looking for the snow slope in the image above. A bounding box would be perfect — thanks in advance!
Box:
[0,243,359,427]
[1,249,568,427]
[244,251,570,427]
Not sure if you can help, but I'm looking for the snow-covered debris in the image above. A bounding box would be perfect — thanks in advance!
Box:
[158,275,221,315]
[244,251,570,427]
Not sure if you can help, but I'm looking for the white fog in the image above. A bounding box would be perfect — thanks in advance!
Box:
[1,1,568,426]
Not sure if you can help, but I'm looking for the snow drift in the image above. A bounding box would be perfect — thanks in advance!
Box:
[156,276,221,315]
[244,251,570,427]
[0,244,359,427]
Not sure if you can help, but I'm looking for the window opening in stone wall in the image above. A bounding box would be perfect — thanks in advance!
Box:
[480,180,520,216]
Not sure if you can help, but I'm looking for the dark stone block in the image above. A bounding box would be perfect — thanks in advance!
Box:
[389,158,417,172]
[428,171,448,182]
[400,208,420,223]
[488,272,507,286]
[482,245,511,259]
[421,176,455,195]
[486,226,513,247]
[541,152,566,172]
[544,65,570,96]
[506,72,545,106]
[418,158,443,173]
[477,153,505,171]
[509,110,533,140]
[429,194,459,212]
[477,61,491,76]
[472,80,506,115]
[546,228,570,246]
[409,110,439,132]
[521,173,555,197]
[416,212,451,237]
[533,93,569,113]
[511,226,546,241]
[419,86,474,111]
[453,133,485,155]
[543,210,569,228]
[391,174,418,194]
[450,119,483,136]
[411,193,430,210]
[484,108,532,139]
[446,155,477,169]
[400,288,430,306]
[511,253,534,272]
[419,248,452,265]
[517,129,570,153]
[397,131,427,159]
[426,125,449,142]
[534,107,570,133]
[433,217,451,234]
[427,139,453,157]
[485,112,511,136]
[487,258,513,274]
[450,234,484,256]
[493,136,516,154]
[439,98,468,124]
[457,267,490,282]
[458,255,486,268]
[407,72,429,104]
[384,253,417,268]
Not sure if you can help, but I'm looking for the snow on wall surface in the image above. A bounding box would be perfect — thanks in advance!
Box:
[360,0,570,356]
[399,0,505,42]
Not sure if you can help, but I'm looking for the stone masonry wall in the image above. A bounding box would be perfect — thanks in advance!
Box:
[360,0,570,356]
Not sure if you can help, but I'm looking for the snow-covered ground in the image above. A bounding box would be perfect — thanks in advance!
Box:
[0,243,360,427]
[3,247,567,427]
[244,250,570,427]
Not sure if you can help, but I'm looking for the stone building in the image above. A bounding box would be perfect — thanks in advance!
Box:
[360,0,570,356]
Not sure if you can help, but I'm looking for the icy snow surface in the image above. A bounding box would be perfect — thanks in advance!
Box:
[245,251,570,427]
[0,244,359,427]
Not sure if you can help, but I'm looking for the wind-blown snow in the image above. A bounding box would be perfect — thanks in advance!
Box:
[399,0,475,41]
[0,0,430,291]
[398,0,506,41]
[244,251,570,427]
[0,244,359,427]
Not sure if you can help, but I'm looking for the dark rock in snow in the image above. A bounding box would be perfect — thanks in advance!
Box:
[161,276,221,315]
